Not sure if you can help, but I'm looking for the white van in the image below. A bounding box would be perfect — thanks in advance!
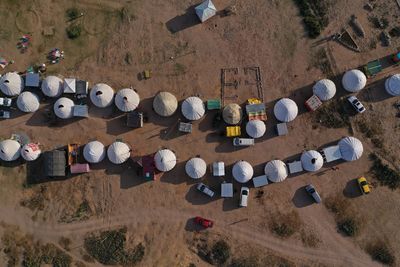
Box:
[239,187,250,207]
[233,138,255,146]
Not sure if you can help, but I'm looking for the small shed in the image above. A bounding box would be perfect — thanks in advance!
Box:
[253,175,268,188]
[195,0,217,22]
[288,160,303,174]
[70,163,90,174]
[127,111,143,128]
[44,150,66,177]
[25,73,40,87]
[76,80,89,95]
[213,161,225,176]
[179,122,192,133]
[63,78,76,94]
[73,105,89,117]
[305,95,323,111]
[321,145,342,163]
[221,182,233,198]
[276,122,288,136]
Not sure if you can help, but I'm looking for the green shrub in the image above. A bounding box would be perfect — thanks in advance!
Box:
[66,8,79,20]
[369,153,400,190]
[294,0,330,38]
[207,240,231,265]
[66,24,82,39]
[269,211,301,238]
[337,218,359,237]
[367,241,395,265]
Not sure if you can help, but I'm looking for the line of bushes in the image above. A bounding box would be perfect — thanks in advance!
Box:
[369,153,400,190]
[294,0,330,38]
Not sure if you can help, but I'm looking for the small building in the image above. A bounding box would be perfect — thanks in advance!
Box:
[73,105,89,118]
[25,73,40,88]
[305,95,323,111]
[195,0,217,22]
[44,150,66,177]
[76,80,89,95]
[63,78,76,94]
[127,111,143,128]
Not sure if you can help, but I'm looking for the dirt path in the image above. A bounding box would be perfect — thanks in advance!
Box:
[0,206,379,267]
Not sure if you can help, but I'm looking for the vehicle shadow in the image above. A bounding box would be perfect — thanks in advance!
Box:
[292,186,315,208]
[343,178,363,198]
[184,217,209,232]
[165,4,200,34]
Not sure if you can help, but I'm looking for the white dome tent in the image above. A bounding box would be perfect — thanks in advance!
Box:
[185,157,207,179]
[54,97,74,119]
[0,72,24,96]
[385,74,400,96]
[21,143,41,161]
[301,150,324,172]
[107,141,131,164]
[232,160,253,183]
[181,97,205,121]
[222,103,242,125]
[313,79,336,101]
[83,141,106,163]
[153,92,178,117]
[338,136,363,161]
[273,98,298,122]
[41,76,63,97]
[264,160,288,183]
[90,83,114,108]
[115,88,140,112]
[342,69,367,92]
[17,92,40,113]
[0,139,21,161]
[195,0,217,22]
[154,149,177,172]
[246,120,266,138]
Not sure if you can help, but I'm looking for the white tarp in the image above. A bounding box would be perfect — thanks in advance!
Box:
[63,78,76,94]
[246,120,266,138]
[313,79,336,101]
[338,136,363,161]
[90,83,114,108]
[153,92,178,117]
[0,139,21,161]
[232,160,253,183]
[288,160,303,174]
[54,97,74,119]
[301,150,324,172]
[115,88,140,112]
[342,69,366,92]
[154,149,177,172]
[265,160,288,183]
[221,183,233,197]
[21,143,41,161]
[42,76,63,97]
[213,161,225,176]
[83,141,106,163]
[181,96,205,121]
[322,145,341,163]
[17,91,40,113]
[185,157,207,179]
[0,72,24,96]
[385,74,400,96]
[107,141,130,164]
[195,0,217,22]
[273,98,298,122]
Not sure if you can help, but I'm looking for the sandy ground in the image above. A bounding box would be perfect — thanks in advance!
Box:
[0,0,400,266]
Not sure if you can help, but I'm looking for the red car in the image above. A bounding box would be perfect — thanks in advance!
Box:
[194,216,214,228]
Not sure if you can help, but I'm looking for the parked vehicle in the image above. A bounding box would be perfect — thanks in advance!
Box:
[347,96,366,113]
[233,138,255,146]
[357,176,370,194]
[196,183,215,197]
[0,110,10,119]
[0,97,12,107]
[305,184,321,203]
[194,216,214,228]
[239,187,249,207]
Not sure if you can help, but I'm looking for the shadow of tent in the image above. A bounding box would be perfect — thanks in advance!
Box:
[165,4,201,34]
[119,163,148,189]
[357,78,392,103]
[343,178,363,198]
[292,186,315,208]
[159,161,187,185]
[88,104,118,119]
[106,115,131,136]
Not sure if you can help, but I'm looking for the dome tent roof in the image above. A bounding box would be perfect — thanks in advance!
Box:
[313,79,336,101]
[185,157,207,179]
[301,150,324,172]
[17,91,40,113]
[338,136,363,161]
[54,97,74,119]
[222,103,242,125]
[385,74,400,96]
[181,96,205,121]
[115,88,140,112]
[107,141,130,164]
[0,139,21,161]
[154,149,177,172]
[342,69,366,92]
[0,72,24,96]
[21,143,41,161]
[232,160,253,183]
[153,92,178,117]
[273,98,298,122]
[41,76,63,97]
[264,160,288,183]
[246,120,266,138]
[90,83,114,108]
[83,141,106,163]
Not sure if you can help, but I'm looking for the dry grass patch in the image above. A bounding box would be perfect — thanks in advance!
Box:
[366,240,395,266]
[268,211,302,239]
